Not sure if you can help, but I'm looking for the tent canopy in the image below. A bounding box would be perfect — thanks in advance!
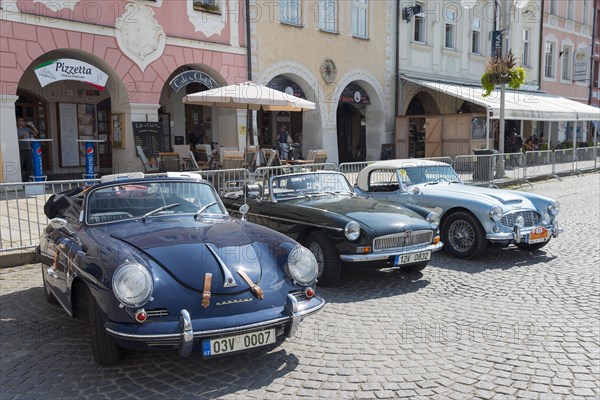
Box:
[404,78,600,122]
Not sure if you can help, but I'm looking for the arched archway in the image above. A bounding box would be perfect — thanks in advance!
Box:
[334,71,387,163]
[258,62,324,160]
[159,65,226,153]
[404,91,441,158]
[15,49,129,179]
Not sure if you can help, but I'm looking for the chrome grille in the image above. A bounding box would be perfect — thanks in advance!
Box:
[373,230,433,252]
[146,308,169,318]
[501,211,540,227]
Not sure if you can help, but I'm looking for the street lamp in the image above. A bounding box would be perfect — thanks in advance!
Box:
[463,0,529,154]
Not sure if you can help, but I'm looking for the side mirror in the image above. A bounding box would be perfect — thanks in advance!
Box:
[239,204,250,221]
[412,187,421,195]
[50,218,68,230]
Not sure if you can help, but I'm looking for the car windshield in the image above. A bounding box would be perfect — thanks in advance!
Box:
[270,173,354,200]
[86,180,226,224]
[399,165,462,187]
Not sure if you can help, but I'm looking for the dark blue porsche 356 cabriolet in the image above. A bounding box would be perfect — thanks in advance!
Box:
[39,173,324,366]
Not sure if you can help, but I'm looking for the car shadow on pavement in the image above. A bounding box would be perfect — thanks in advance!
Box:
[430,247,557,274]
[320,265,430,304]
[0,287,302,398]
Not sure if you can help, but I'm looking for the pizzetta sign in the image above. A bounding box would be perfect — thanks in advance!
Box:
[34,59,109,90]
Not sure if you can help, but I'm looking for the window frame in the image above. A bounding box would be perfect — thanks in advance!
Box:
[544,41,556,79]
[413,3,426,44]
[351,0,369,39]
[522,29,530,67]
[471,17,481,55]
[561,45,573,82]
[549,0,558,16]
[280,0,302,26]
[319,0,338,33]
[444,8,457,50]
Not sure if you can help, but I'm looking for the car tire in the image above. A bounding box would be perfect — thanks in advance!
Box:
[442,211,487,259]
[305,231,341,287]
[42,268,58,304]
[88,289,123,366]
[517,239,551,252]
[400,262,427,273]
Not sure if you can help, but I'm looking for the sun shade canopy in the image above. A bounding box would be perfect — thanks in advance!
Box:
[404,77,600,122]
[182,81,316,112]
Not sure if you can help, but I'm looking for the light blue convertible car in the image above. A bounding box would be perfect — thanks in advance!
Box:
[354,160,562,259]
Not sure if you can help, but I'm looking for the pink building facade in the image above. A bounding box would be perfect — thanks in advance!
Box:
[540,0,596,147]
[1,0,248,182]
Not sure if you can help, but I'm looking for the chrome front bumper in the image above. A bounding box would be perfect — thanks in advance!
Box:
[339,242,443,262]
[105,295,325,357]
[485,221,563,243]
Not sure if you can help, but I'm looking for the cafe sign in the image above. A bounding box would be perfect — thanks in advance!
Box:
[169,70,218,93]
[34,59,109,90]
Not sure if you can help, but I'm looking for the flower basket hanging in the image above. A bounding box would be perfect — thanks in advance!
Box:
[481,51,525,97]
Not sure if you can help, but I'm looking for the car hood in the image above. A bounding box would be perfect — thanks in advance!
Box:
[287,195,431,233]
[109,219,270,295]
[417,183,535,208]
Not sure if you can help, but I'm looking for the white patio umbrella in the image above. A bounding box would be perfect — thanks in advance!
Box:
[182,81,316,111]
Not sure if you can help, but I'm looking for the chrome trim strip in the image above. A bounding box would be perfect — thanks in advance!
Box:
[205,243,238,288]
[286,294,301,338]
[105,298,325,340]
[340,242,443,262]
[486,225,559,241]
[243,212,343,232]
[179,309,193,357]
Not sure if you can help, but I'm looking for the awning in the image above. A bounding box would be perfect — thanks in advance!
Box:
[403,77,600,122]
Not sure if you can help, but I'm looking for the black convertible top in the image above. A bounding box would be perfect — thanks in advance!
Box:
[44,187,85,221]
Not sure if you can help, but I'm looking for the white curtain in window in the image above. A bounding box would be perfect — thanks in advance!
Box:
[280,0,300,24]
[319,0,338,32]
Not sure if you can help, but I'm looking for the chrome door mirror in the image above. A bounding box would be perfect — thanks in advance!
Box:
[412,187,421,195]
[239,204,250,221]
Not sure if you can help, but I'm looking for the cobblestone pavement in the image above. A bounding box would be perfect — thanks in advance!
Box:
[1,173,599,399]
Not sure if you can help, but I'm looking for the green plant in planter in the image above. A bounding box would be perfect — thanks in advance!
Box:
[481,51,526,97]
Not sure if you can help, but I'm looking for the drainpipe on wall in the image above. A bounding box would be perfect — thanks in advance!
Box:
[589,1,597,105]
[245,0,254,146]
[393,0,400,143]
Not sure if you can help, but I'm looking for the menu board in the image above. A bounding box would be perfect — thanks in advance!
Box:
[59,103,80,166]
[132,122,165,157]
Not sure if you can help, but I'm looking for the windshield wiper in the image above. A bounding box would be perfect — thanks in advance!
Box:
[142,203,180,222]
[194,201,218,220]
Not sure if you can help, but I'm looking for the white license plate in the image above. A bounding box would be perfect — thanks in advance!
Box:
[201,328,276,357]
[527,227,549,244]
[394,251,431,266]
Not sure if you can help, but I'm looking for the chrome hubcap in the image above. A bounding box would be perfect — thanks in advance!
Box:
[309,242,324,277]
[448,220,475,253]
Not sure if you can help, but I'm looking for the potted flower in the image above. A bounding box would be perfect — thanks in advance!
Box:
[480,51,526,97]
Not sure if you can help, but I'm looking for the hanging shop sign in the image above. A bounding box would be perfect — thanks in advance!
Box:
[339,84,370,105]
[35,59,109,90]
[169,70,218,93]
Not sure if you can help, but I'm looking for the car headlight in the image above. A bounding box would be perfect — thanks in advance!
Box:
[344,221,361,241]
[112,262,153,307]
[489,205,503,222]
[426,212,440,230]
[287,246,318,286]
[548,200,560,216]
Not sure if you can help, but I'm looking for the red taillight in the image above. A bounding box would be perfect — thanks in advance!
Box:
[304,287,315,298]
[135,310,147,323]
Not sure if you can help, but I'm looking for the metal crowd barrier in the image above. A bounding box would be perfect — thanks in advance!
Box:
[2,149,598,255]
[1,179,100,254]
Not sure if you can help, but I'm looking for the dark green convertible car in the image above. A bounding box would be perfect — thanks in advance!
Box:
[221,171,443,286]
